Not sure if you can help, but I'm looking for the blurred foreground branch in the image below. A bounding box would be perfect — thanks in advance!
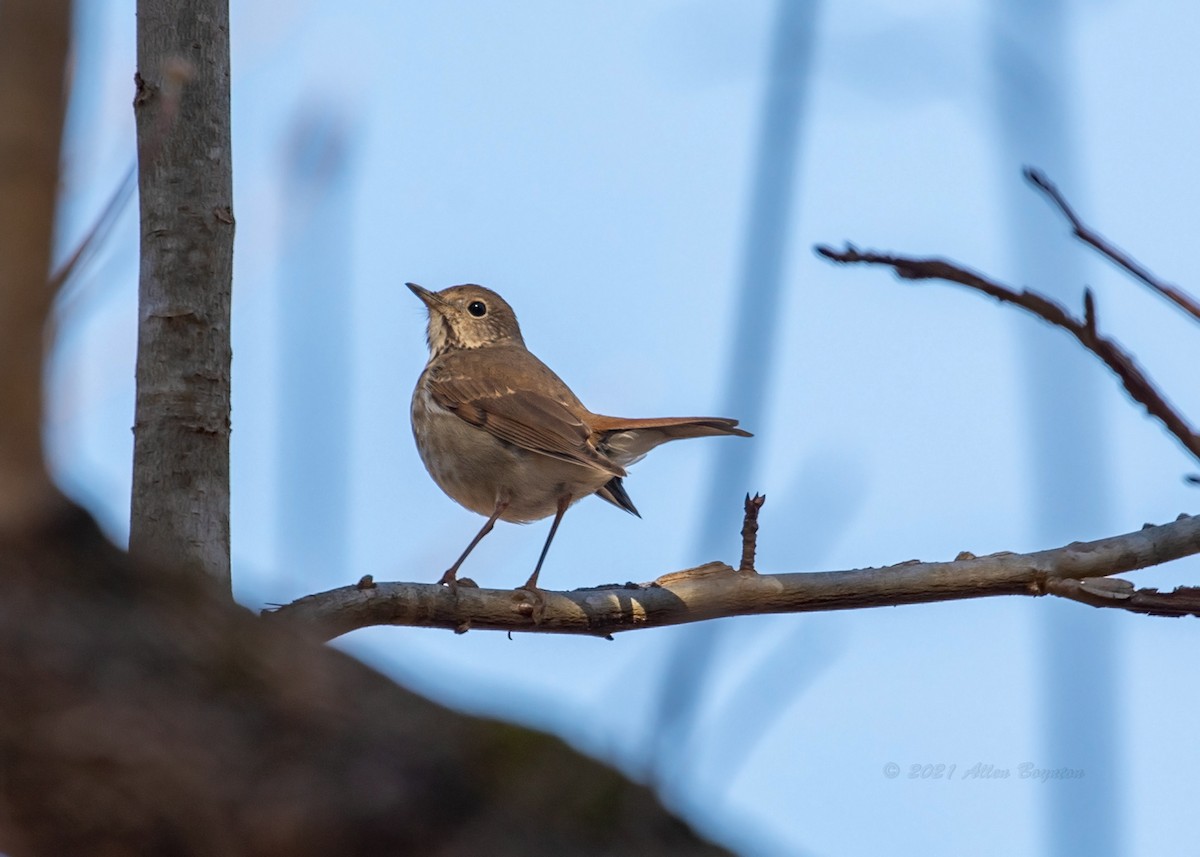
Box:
[269,510,1200,639]
[1,509,727,856]
[0,0,70,532]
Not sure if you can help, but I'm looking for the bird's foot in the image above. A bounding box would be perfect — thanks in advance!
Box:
[516,579,546,624]
[438,569,479,592]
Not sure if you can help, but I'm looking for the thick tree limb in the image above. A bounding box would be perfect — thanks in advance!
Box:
[0,0,71,534]
[814,244,1200,464]
[267,513,1200,640]
[1025,167,1200,322]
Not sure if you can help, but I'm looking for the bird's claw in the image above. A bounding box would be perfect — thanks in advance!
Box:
[516,581,546,624]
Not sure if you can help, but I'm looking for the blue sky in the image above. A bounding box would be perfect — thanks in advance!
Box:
[51,2,1200,854]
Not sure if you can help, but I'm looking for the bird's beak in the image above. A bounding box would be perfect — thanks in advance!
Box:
[405,282,441,310]
[407,282,455,316]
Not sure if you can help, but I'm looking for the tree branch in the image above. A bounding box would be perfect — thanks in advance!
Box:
[1045,577,1200,618]
[267,513,1200,640]
[1024,167,1200,323]
[814,243,1200,464]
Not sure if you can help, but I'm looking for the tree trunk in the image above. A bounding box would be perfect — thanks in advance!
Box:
[130,0,235,590]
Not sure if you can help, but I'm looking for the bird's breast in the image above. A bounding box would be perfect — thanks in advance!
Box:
[410,384,610,522]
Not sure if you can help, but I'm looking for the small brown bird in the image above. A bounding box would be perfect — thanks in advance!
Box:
[408,282,751,590]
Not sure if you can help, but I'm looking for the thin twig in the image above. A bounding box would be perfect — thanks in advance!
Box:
[815,244,1200,464]
[51,61,193,305]
[1024,167,1200,322]
[738,493,766,573]
[49,161,137,298]
[51,62,193,308]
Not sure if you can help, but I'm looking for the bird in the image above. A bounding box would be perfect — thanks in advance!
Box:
[407,282,751,591]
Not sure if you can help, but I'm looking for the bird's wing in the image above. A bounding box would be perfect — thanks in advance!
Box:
[425,364,625,478]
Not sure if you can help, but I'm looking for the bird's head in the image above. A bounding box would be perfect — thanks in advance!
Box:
[406,282,525,354]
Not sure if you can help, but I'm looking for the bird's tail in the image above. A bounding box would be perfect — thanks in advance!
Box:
[590,414,751,468]
[595,476,641,517]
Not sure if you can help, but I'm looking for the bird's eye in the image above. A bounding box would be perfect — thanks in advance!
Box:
[467,300,487,317]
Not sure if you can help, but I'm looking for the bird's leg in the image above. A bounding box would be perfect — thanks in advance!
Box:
[439,498,509,587]
[522,494,570,592]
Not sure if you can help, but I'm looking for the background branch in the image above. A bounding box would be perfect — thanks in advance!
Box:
[50,162,137,298]
[1025,167,1200,322]
[814,244,1200,464]
[267,513,1200,640]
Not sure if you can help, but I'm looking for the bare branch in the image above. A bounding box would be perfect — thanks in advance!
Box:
[266,513,1200,640]
[1045,577,1200,618]
[814,244,1200,464]
[1024,167,1200,322]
